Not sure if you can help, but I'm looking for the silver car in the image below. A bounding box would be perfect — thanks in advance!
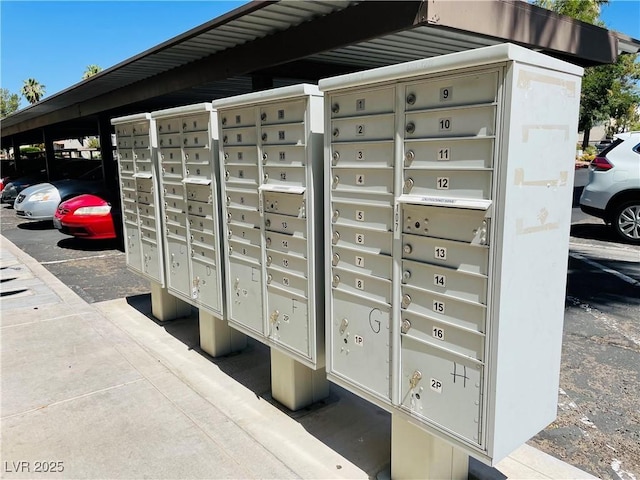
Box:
[579,131,640,244]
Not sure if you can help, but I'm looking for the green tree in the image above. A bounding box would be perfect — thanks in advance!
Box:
[86,137,100,148]
[534,0,640,148]
[21,78,46,104]
[0,88,20,117]
[82,65,103,79]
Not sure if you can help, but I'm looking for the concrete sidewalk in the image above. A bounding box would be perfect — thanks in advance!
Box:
[0,235,597,479]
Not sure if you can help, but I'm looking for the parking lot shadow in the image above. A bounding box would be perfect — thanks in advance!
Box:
[570,222,638,246]
[17,219,54,230]
[57,236,124,252]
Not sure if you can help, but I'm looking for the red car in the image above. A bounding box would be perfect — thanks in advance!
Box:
[54,194,118,240]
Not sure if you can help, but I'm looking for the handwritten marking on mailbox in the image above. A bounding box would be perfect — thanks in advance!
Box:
[430,378,443,393]
[354,334,364,346]
[283,277,290,287]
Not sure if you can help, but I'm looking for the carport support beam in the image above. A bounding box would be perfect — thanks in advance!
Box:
[150,281,191,321]
[42,129,54,181]
[391,413,469,479]
[270,349,329,411]
[199,310,246,357]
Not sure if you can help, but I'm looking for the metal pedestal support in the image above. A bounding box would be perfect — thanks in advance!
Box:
[270,348,329,411]
[391,414,469,480]
[199,310,246,357]
[150,282,191,322]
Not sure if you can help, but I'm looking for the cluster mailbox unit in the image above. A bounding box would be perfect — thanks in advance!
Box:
[111,114,165,286]
[319,43,582,465]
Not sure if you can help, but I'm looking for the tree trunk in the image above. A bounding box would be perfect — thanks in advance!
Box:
[582,123,592,150]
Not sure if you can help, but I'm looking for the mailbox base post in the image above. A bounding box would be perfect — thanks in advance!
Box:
[270,349,329,411]
[150,282,191,321]
[199,310,246,357]
[391,413,468,480]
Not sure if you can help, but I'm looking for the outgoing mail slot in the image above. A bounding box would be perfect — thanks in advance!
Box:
[190,230,216,249]
[331,246,392,280]
[133,148,151,161]
[228,224,261,247]
[401,310,485,362]
[227,206,261,227]
[402,204,490,244]
[330,167,394,195]
[220,107,256,128]
[263,191,305,217]
[332,224,392,255]
[184,162,213,180]
[260,124,305,146]
[331,114,394,142]
[131,122,150,136]
[330,141,394,168]
[331,289,392,402]
[187,200,213,218]
[329,86,395,118]
[402,259,487,304]
[228,257,264,334]
[262,145,305,167]
[183,148,212,165]
[260,100,305,124]
[188,216,215,234]
[221,126,257,146]
[191,244,216,263]
[229,239,261,263]
[400,336,482,444]
[132,136,149,149]
[167,224,188,239]
[266,267,307,298]
[186,184,212,203]
[404,105,496,139]
[263,165,306,189]
[405,71,499,111]
[181,114,210,132]
[225,188,259,210]
[265,249,307,278]
[332,266,392,305]
[266,288,309,357]
[403,138,494,169]
[156,118,178,134]
[331,199,393,231]
[264,212,306,237]
[223,146,258,164]
[401,284,486,333]
[265,231,307,257]
[158,133,181,148]
[403,169,492,201]
[183,132,210,149]
[402,233,488,275]
[191,259,220,313]
[159,148,182,163]
[225,164,259,187]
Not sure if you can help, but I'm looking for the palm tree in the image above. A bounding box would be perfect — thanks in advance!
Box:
[82,65,103,79]
[21,78,45,104]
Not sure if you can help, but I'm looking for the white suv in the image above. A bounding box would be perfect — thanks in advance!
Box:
[580,131,640,244]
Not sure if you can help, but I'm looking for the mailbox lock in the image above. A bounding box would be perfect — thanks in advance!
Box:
[267,274,273,284]
[332,231,340,244]
[225,170,230,180]
[404,178,414,192]
[332,210,340,222]
[221,117,227,125]
[332,275,340,287]
[224,152,229,161]
[266,255,272,266]
[401,319,412,334]
[223,135,228,144]
[332,151,340,165]
[405,122,415,134]
[401,294,412,308]
[406,93,416,105]
[269,310,279,323]
[262,133,268,142]
[265,237,272,247]
[339,318,349,334]
[402,270,411,283]
[409,370,422,389]
[265,219,271,228]
[331,253,340,266]
[226,196,231,206]
[229,246,233,255]
[405,149,415,165]
[227,230,233,239]
[403,244,413,254]
[331,103,340,114]
[332,175,340,189]
[264,173,269,182]
[261,112,267,122]
[262,153,268,163]
[332,128,340,138]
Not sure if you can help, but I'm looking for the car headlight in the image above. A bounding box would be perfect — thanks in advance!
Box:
[73,205,111,215]
[28,189,57,202]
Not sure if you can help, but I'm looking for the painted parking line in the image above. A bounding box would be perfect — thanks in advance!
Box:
[40,253,122,265]
[569,252,639,287]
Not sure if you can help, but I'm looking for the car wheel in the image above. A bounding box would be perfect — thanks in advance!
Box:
[612,201,640,244]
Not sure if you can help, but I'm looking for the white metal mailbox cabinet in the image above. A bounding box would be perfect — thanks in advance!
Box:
[150,103,224,318]
[213,84,325,369]
[319,43,583,464]
[111,113,165,285]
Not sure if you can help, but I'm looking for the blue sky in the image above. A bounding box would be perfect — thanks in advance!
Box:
[1,0,639,110]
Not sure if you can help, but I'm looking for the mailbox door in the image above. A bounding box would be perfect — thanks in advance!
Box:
[141,239,162,281]
[166,237,191,298]
[228,257,265,335]
[192,258,221,313]
[267,287,309,356]
[124,222,143,273]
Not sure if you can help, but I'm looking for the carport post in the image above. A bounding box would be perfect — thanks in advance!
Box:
[10,137,22,174]
[98,116,118,195]
[42,129,54,180]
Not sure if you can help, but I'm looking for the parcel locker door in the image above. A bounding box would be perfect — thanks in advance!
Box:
[267,288,309,357]
[331,290,391,402]
[400,337,483,445]
[228,258,264,335]
[124,223,143,273]
[192,259,221,314]
[141,239,162,282]
[166,237,191,298]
